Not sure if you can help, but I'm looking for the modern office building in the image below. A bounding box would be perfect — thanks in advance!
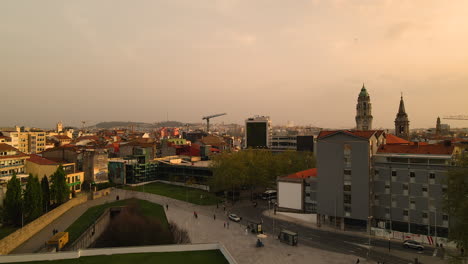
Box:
[316,130,385,230]
[271,135,314,152]
[245,116,272,149]
[372,142,459,237]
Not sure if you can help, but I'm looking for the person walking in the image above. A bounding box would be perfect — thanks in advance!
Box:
[166,204,169,210]
[213,214,216,220]
[356,258,360,264]
[224,222,226,228]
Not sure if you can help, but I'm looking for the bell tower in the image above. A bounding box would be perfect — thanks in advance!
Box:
[355,84,373,131]
[394,95,410,140]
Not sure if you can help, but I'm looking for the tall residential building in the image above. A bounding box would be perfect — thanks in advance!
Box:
[355,84,373,131]
[0,143,28,178]
[316,130,385,230]
[395,96,410,140]
[373,143,459,237]
[245,116,272,149]
[0,128,45,154]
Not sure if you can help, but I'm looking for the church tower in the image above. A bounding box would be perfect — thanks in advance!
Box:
[56,121,63,133]
[436,117,441,136]
[355,84,373,130]
[394,95,410,140]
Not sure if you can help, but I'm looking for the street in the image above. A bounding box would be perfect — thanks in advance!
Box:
[228,199,441,264]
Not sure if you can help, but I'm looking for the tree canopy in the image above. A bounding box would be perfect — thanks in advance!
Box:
[24,174,43,222]
[41,175,51,213]
[50,166,70,205]
[444,152,468,253]
[3,173,23,226]
[210,149,315,191]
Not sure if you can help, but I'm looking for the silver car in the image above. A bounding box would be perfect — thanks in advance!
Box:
[228,213,241,222]
[403,240,424,251]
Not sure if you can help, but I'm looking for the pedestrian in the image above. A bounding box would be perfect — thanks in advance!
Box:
[223,205,226,212]
[195,212,198,219]
[227,221,230,229]
[217,202,219,209]
[224,222,226,228]
[213,214,216,220]
[166,204,168,210]
[356,258,360,264]
[194,211,196,218]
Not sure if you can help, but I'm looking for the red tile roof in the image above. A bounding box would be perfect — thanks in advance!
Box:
[53,135,71,140]
[285,168,317,179]
[27,154,58,165]
[318,130,382,140]
[386,134,411,145]
[377,144,455,155]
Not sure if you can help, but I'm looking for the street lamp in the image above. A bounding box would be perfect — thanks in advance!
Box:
[367,215,373,257]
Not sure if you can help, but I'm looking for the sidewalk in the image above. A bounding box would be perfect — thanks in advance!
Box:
[263,210,447,264]
[11,189,387,264]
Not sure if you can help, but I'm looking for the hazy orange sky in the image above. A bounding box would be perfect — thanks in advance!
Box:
[1,0,467,129]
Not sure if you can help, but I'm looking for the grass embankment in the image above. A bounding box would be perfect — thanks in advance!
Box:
[65,199,167,244]
[121,182,221,205]
[12,250,229,264]
[0,226,18,240]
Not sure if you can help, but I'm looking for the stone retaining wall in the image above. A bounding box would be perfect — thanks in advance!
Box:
[0,195,88,255]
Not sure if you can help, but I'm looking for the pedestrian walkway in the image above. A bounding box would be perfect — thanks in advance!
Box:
[12,189,368,264]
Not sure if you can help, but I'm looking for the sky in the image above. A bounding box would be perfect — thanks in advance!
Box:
[1,0,468,129]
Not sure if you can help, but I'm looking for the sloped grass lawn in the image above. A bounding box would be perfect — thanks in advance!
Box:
[121,182,221,205]
[0,226,18,240]
[65,199,167,244]
[11,250,229,264]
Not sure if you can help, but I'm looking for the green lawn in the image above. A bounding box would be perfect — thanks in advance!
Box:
[65,199,167,244]
[0,225,18,240]
[12,250,229,264]
[121,182,221,205]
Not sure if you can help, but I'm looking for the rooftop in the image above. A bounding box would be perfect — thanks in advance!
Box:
[27,154,59,166]
[377,144,455,155]
[386,134,411,144]
[318,130,383,140]
[284,168,317,179]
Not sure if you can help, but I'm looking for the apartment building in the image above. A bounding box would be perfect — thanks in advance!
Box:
[0,128,46,154]
[372,142,459,237]
[316,130,385,230]
[245,116,272,149]
[0,143,29,178]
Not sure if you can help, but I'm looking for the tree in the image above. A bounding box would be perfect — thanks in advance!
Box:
[3,173,23,226]
[50,166,70,205]
[444,153,468,257]
[210,149,316,193]
[41,175,51,212]
[24,174,43,222]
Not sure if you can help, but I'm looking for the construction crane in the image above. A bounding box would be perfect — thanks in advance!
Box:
[443,115,468,120]
[202,113,226,132]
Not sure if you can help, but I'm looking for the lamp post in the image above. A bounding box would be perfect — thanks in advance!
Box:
[368,215,373,257]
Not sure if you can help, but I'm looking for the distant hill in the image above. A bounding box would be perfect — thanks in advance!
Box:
[95,121,187,129]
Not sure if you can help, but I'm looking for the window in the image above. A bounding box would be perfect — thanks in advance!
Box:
[306,193,310,197]
[403,210,409,216]
[410,172,415,178]
[375,169,379,176]
[410,200,415,205]
[442,186,447,194]
[429,173,435,179]
[442,215,449,221]
[422,186,428,192]
[385,183,390,189]
[385,207,390,214]
[391,171,397,177]
[403,184,409,190]
[344,169,352,175]
[422,212,428,218]
[344,194,352,204]
[344,205,352,213]
[344,185,351,192]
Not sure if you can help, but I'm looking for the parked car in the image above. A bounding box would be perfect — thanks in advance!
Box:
[403,240,424,251]
[228,213,241,222]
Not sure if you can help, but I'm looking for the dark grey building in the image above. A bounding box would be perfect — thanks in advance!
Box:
[316,130,385,230]
[373,143,458,237]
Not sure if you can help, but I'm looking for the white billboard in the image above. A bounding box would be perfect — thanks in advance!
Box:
[278,181,302,210]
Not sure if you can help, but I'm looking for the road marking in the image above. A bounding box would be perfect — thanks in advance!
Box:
[432,249,438,257]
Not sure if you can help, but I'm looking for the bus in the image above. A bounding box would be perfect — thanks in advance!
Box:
[261,190,277,200]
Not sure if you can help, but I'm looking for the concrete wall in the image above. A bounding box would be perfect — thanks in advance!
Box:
[66,208,111,251]
[24,161,57,179]
[91,188,112,200]
[0,243,237,264]
[0,195,88,255]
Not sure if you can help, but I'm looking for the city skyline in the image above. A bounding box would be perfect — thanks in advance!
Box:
[1,0,468,129]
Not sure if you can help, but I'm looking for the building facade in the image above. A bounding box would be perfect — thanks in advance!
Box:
[245,116,272,149]
[372,143,458,237]
[271,135,314,152]
[355,84,373,131]
[0,144,28,178]
[316,130,385,229]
